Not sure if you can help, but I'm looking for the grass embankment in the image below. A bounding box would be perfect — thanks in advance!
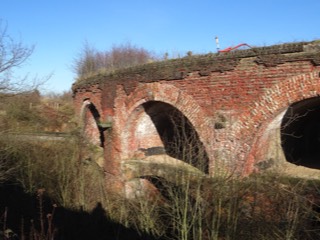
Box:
[0,133,320,239]
[0,133,154,240]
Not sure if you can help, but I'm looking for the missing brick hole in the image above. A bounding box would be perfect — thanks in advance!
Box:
[214,114,227,129]
[214,122,226,129]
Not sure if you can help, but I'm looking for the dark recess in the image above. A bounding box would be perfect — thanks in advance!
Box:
[281,97,320,169]
[143,101,209,173]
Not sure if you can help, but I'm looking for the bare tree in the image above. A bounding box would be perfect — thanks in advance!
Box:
[0,20,36,182]
[72,41,98,78]
[0,21,35,93]
[73,41,157,79]
[108,42,155,70]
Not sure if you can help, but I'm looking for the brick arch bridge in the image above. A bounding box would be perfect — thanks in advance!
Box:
[73,41,320,196]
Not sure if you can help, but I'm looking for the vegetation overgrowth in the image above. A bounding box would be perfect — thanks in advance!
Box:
[1,22,320,238]
[0,92,320,239]
[72,41,160,81]
[1,109,320,239]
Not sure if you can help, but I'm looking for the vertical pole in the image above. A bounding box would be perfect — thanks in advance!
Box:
[215,36,220,52]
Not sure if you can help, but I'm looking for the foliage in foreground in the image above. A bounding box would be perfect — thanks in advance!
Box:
[0,133,151,239]
[0,90,75,133]
[0,133,320,239]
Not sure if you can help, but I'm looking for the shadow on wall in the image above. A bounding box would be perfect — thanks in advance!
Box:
[0,182,156,240]
[85,102,105,147]
[143,101,209,173]
[281,97,320,169]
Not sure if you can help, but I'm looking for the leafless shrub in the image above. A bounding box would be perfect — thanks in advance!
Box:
[0,20,45,94]
[73,41,158,79]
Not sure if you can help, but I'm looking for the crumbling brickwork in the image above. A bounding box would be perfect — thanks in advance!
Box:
[73,41,320,193]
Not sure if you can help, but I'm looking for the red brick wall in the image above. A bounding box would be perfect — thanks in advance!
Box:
[73,84,103,145]
[72,41,320,190]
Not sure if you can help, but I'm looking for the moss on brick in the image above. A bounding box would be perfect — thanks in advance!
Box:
[72,41,319,91]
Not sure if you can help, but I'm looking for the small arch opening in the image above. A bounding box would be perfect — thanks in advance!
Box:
[82,101,104,147]
[281,97,320,169]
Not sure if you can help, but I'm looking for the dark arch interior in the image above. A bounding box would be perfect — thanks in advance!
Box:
[143,101,209,173]
[140,176,181,201]
[281,97,320,169]
[86,103,105,146]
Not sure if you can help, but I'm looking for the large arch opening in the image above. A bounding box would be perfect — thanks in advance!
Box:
[281,97,320,169]
[142,101,209,173]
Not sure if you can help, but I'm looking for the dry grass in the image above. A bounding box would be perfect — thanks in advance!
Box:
[0,132,320,239]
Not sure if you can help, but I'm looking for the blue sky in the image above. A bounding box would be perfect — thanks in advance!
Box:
[1,0,319,93]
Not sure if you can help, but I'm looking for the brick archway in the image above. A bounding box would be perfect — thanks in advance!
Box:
[244,71,320,172]
[81,99,103,146]
[114,82,213,171]
[71,41,320,195]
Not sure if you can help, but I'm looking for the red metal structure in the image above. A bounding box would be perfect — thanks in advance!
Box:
[218,43,251,53]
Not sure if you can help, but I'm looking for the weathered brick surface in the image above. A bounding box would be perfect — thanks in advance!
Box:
[72,41,320,191]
